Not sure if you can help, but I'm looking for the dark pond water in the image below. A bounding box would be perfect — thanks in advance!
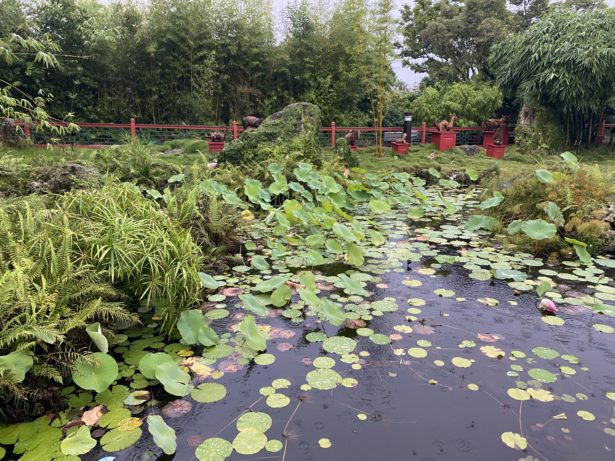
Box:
[107,216,615,461]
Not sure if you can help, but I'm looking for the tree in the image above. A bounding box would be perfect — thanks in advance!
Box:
[508,0,551,29]
[398,0,512,82]
[410,81,502,126]
[491,7,615,147]
[367,0,396,155]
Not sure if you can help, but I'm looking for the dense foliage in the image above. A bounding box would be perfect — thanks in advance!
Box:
[491,7,615,147]
[410,81,503,126]
[0,0,400,126]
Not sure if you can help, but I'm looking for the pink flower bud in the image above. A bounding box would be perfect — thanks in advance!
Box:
[207,162,218,169]
[539,298,558,314]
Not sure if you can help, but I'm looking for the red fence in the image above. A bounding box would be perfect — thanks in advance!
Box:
[10,118,513,149]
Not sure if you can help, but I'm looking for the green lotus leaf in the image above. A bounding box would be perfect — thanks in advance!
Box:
[61,426,96,456]
[319,298,345,326]
[72,353,118,393]
[332,222,358,242]
[465,167,479,181]
[239,294,269,316]
[0,350,33,383]
[465,215,498,232]
[270,284,292,307]
[479,192,504,210]
[138,353,174,380]
[147,415,176,455]
[338,274,368,296]
[254,276,288,293]
[240,315,267,351]
[521,219,557,240]
[85,323,109,354]
[251,256,270,270]
[101,427,142,452]
[369,199,390,214]
[266,393,290,408]
[198,272,220,290]
[346,242,364,266]
[535,169,554,184]
[154,361,191,397]
[325,238,344,253]
[560,151,579,170]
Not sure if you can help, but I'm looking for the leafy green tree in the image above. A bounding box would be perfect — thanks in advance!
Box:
[491,7,615,147]
[398,0,512,82]
[509,0,551,29]
[411,81,502,126]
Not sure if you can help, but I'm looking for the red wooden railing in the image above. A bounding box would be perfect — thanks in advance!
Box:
[9,118,506,149]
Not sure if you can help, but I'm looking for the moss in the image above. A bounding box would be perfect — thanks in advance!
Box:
[219,102,322,165]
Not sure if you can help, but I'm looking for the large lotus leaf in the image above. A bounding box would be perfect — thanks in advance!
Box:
[407,207,425,220]
[239,294,269,316]
[154,361,191,397]
[494,269,527,282]
[346,242,364,266]
[479,192,504,210]
[573,244,592,264]
[465,215,499,232]
[244,179,265,203]
[507,220,523,235]
[138,353,174,380]
[305,234,325,248]
[323,336,356,354]
[297,287,320,308]
[560,151,579,170]
[325,238,344,253]
[0,350,33,383]
[198,273,220,290]
[254,276,288,293]
[535,169,554,184]
[101,427,142,452]
[85,323,109,353]
[306,368,343,390]
[368,230,386,246]
[251,256,270,270]
[332,222,358,242]
[466,167,479,181]
[369,199,390,214]
[338,274,368,296]
[270,284,292,307]
[147,415,176,455]
[177,310,205,344]
[72,353,118,393]
[541,201,563,224]
[60,426,96,456]
[319,298,345,326]
[240,315,267,351]
[521,219,557,240]
[177,311,220,347]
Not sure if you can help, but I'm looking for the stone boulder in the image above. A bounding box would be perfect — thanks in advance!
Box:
[27,163,101,194]
[219,102,322,165]
[458,145,485,156]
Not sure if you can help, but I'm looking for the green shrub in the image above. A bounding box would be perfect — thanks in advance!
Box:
[0,197,138,418]
[61,181,204,333]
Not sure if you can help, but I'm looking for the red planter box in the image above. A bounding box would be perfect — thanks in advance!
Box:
[350,145,358,151]
[482,131,495,148]
[486,143,506,158]
[208,141,225,153]
[431,131,457,151]
[391,141,409,155]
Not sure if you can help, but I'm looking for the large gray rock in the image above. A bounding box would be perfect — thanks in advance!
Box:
[27,163,101,194]
[220,102,322,165]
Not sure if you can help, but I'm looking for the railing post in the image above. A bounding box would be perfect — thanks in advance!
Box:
[233,120,238,140]
[130,117,136,143]
[596,118,606,145]
[23,122,31,141]
[331,121,336,148]
[421,121,426,144]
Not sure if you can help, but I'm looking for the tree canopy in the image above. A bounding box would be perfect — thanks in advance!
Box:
[490,7,615,145]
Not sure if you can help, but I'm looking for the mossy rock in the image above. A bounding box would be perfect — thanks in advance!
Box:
[220,103,322,165]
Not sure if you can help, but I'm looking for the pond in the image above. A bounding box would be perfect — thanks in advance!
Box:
[2,186,614,461]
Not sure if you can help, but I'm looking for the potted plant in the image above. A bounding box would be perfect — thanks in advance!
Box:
[208,132,225,153]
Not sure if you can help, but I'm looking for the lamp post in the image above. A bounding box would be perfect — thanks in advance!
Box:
[403,112,413,147]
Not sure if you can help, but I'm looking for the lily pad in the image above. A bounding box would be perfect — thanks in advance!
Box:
[61,426,96,456]
[147,415,176,455]
[306,369,342,390]
[196,437,233,461]
[232,428,267,455]
[101,427,142,452]
[500,432,527,450]
[72,353,118,393]
[237,412,272,432]
[191,383,227,403]
[528,368,557,383]
[323,336,357,355]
